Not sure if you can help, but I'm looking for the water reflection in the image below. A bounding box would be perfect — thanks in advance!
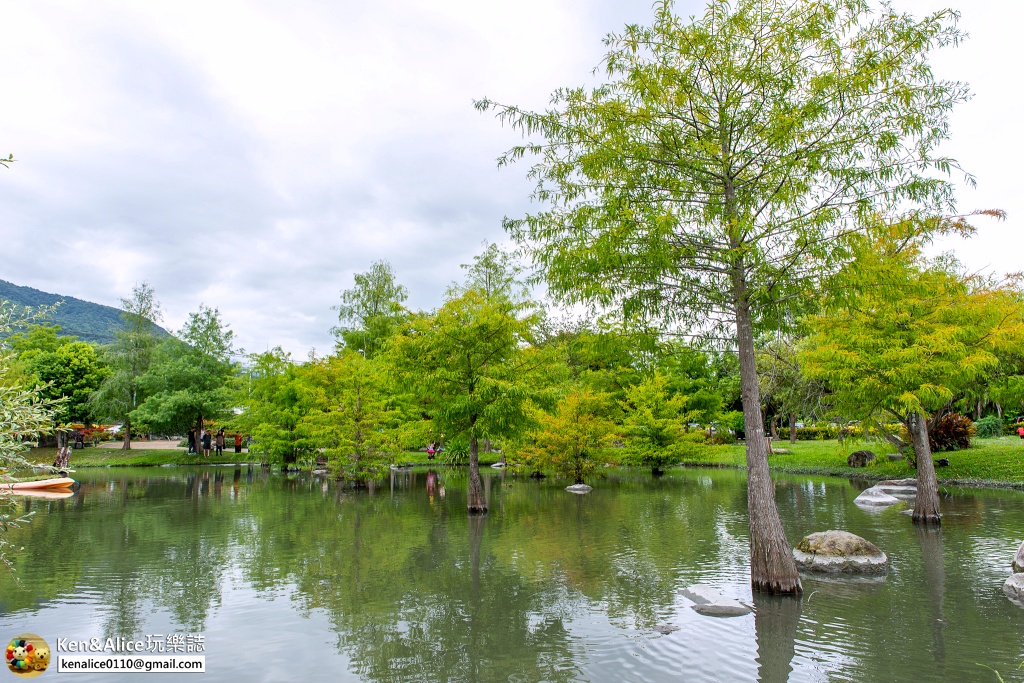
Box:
[916,526,946,671]
[0,468,1022,683]
[753,594,801,683]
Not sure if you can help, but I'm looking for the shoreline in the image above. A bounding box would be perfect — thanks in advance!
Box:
[25,441,1024,492]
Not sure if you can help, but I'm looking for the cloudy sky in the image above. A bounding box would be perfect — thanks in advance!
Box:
[1,0,1020,356]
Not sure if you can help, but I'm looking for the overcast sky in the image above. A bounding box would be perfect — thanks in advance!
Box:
[1,0,1020,356]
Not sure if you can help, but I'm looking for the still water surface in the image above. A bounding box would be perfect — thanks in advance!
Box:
[0,466,1021,682]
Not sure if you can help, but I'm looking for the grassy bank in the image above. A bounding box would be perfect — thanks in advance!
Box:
[21,437,1024,488]
[25,447,258,468]
[677,437,1024,488]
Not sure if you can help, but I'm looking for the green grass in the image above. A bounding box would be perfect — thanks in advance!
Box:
[20,438,1024,488]
[677,437,1024,488]
[24,447,257,468]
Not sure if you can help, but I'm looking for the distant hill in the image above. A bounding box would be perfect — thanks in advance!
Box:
[0,279,169,345]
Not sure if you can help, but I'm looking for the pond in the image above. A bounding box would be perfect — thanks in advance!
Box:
[0,466,1021,682]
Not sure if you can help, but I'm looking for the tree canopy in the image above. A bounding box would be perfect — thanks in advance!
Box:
[477,0,969,593]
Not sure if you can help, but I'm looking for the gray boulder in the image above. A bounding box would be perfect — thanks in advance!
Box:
[565,484,593,494]
[793,530,888,574]
[847,450,876,467]
[681,585,752,617]
[874,481,917,498]
[1013,541,1024,573]
[1004,574,1024,607]
[854,487,901,507]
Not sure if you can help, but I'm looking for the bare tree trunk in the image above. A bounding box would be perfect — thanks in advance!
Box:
[789,413,797,445]
[122,416,132,450]
[996,402,1003,419]
[910,411,941,525]
[736,299,801,595]
[467,432,487,514]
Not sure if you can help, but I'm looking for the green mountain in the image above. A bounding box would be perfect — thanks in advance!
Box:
[0,279,168,345]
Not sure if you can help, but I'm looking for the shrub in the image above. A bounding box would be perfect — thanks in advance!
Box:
[709,430,736,445]
[974,415,1004,439]
[927,413,974,452]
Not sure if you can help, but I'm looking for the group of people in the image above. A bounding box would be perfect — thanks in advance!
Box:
[187,428,244,457]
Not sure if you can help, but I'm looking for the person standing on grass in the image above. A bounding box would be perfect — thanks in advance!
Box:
[215,429,225,456]
[234,433,243,454]
[202,429,212,458]
[187,428,197,455]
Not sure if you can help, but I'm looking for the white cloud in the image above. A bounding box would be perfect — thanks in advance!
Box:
[0,0,1019,355]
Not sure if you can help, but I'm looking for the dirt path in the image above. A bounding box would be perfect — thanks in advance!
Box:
[97,440,184,450]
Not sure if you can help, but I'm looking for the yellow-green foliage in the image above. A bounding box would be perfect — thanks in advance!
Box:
[620,373,702,470]
[801,222,1024,426]
[519,389,617,484]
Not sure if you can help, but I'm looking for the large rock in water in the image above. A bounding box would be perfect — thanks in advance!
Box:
[853,487,901,507]
[1013,541,1024,573]
[873,480,917,498]
[1004,574,1024,607]
[565,484,592,494]
[793,531,888,574]
[847,450,876,467]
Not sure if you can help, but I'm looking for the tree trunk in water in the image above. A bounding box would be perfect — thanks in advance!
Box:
[736,300,801,595]
[789,413,796,445]
[910,411,941,525]
[122,417,132,450]
[467,433,487,514]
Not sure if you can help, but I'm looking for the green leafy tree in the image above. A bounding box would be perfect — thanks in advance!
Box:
[800,225,1024,524]
[655,342,728,427]
[478,0,968,593]
[299,352,402,481]
[90,282,162,449]
[522,389,616,484]
[232,348,307,465]
[457,242,529,303]
[620,373,701,475]
[757,336,825,445]
[133,305,237,444]
[332,261,408,358]
[388,289,544,512]
[0,303,62,573]
[15,329,108,424]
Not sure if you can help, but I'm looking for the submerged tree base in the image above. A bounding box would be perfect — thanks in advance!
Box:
[912,511,942,526]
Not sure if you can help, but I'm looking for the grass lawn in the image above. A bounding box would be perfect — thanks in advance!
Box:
[24,447,258,468]
[678,436,1024,488]
[19,438,1024,488]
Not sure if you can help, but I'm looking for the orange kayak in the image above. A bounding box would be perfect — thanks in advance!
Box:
[3,477,76,490]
